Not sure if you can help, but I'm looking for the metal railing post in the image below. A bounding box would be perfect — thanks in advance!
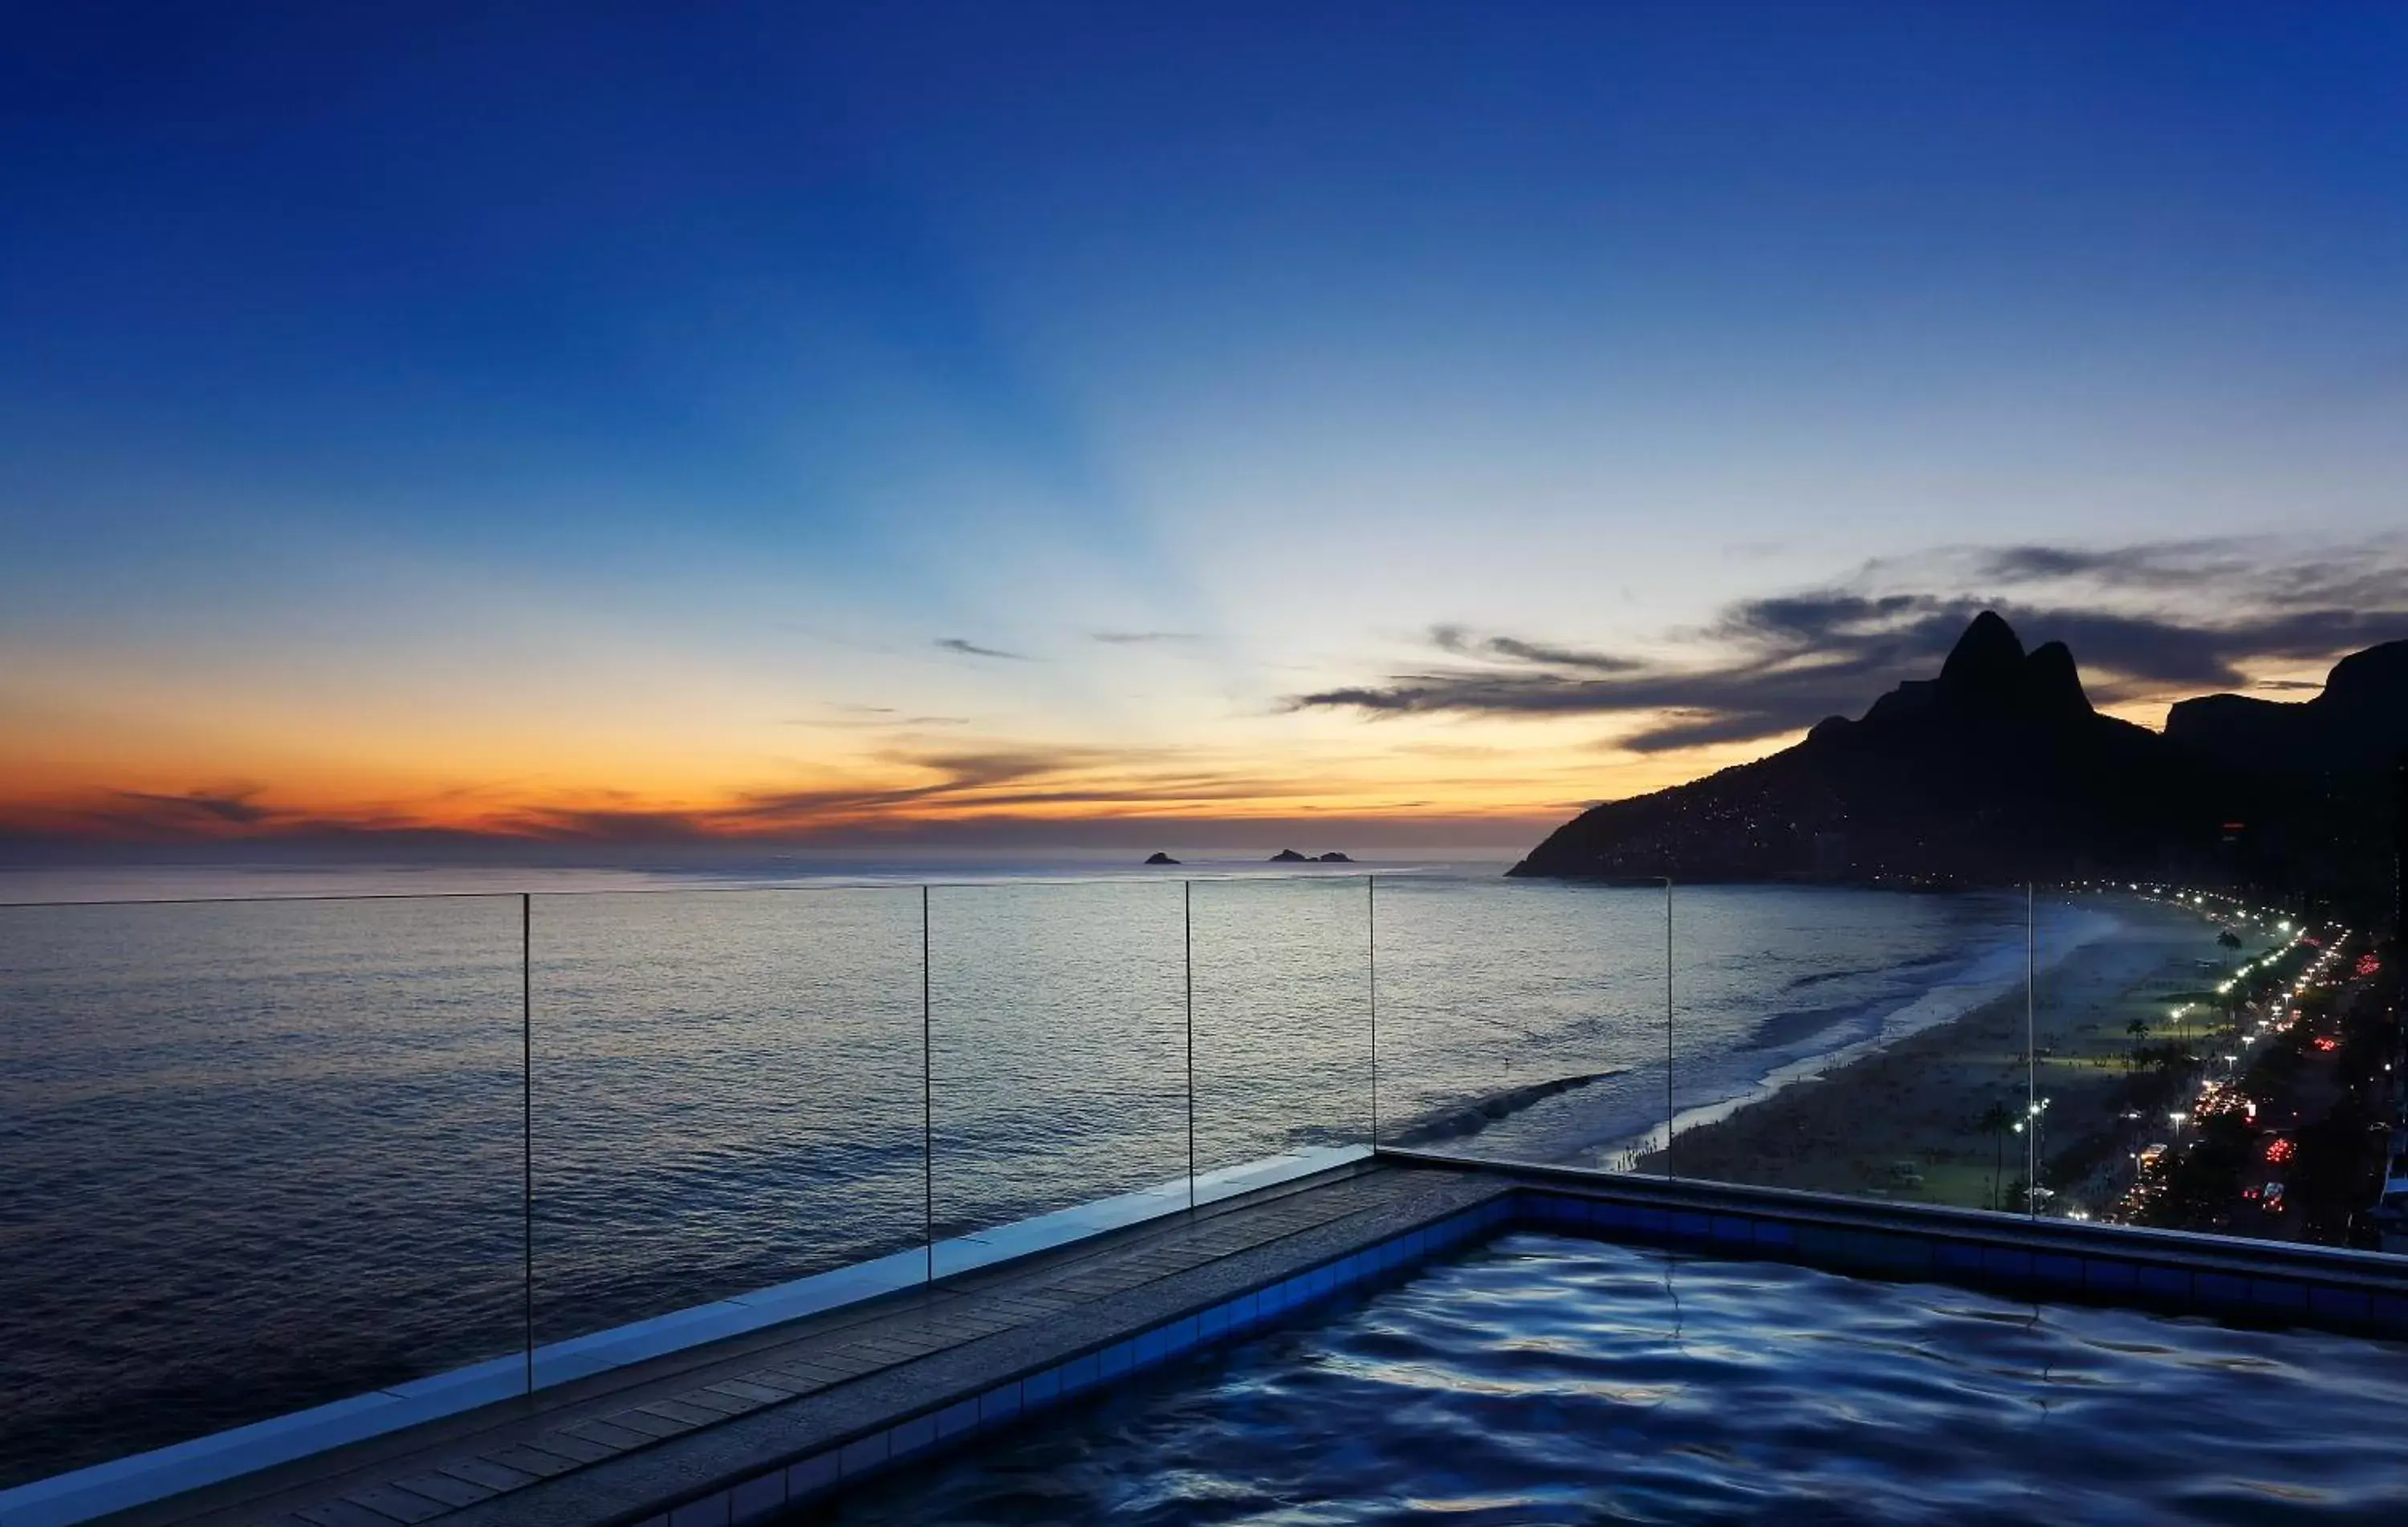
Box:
[2027,882,2038,1220]
[1184,880,1196,1212]
[1367,874,1379,1148]
[921,884,934,1282]
[521,892,534,1396]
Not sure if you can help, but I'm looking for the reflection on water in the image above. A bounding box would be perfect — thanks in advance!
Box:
[0,873,2047,1484]
[829,1232,2408,1525]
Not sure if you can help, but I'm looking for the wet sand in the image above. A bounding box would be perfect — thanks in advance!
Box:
[1633,896,2259,1215]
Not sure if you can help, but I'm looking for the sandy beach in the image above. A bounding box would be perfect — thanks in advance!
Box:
[1633,895,2265,1216]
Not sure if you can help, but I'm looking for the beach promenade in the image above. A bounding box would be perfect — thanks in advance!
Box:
[1638,898,2261,1219]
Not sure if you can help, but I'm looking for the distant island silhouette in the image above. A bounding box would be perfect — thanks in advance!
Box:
[1268,849,1355,863]
[1144,852,1179,865]
[1510,611,2408,904]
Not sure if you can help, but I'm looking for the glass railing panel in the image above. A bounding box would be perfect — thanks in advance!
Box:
[1659,881,2037,1213]
[528,886,924,1366]
[1372,873,1670,1168]
[0,893,524,1488]
[1188,874,1372,1196]
[927,879,1186,1272]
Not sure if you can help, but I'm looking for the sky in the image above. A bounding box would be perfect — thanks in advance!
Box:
[4,2,2406,860]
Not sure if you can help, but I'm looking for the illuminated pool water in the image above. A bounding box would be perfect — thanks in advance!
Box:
[819,1232,2408,1525]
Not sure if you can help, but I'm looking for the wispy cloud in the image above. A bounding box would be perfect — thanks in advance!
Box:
[1293,538,2408,752]
[935,637,1033,661]
[786,705,972,729]
[484,743,1329,841]
[33,784,428,843]
[1430,625,1641,673]
[107,788,274,826]
[1091,630,1202,645]
[10,743,1367,849]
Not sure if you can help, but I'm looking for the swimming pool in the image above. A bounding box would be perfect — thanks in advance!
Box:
[814,1232,2408,1525]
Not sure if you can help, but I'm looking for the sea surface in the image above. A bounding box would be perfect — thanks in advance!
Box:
[830,1232,2408,1525]
[0,861,2113,1487]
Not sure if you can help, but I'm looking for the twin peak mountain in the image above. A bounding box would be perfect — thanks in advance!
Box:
[1509,612,2408,893]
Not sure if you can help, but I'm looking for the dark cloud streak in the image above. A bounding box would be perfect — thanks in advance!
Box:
[108,788,273,826]
[935,637,1033,661]
[1293,540,2408,751]
[1430,624,1641,672]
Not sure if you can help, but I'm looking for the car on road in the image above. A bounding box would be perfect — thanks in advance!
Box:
[2261,1182,2285,1211]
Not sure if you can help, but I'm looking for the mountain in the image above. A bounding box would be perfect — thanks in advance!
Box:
[2161,640,2408,920]
[1510,613,2235,885]
[2166,640,2408,776]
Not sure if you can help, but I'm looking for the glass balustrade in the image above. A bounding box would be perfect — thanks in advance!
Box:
[0,870,2389,1501]
[0,893,524,1488]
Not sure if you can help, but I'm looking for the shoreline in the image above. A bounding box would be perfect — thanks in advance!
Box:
[1627,895,2258,1212]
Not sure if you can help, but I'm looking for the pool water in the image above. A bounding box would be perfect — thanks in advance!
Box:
[818,1232,2408,1525]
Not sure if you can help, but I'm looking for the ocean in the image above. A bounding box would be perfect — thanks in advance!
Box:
[0,861,2112,1486]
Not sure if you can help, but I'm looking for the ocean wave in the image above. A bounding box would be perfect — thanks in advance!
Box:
[1388,1070,1632,1148]
[1732,1000,1873,1054]
[1784,948,1956,992]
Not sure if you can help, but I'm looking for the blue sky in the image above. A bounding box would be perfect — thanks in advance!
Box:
[3,2,2405,850]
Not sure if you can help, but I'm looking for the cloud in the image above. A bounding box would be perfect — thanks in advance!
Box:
[71,788,286,837]
[787,709,973,729]
[1091,630,1202,645]
[1293,538,2408,751]
[1967,541,2250,588]
[108,788,273,826]
[478,743,1337,843]
[20,784,451,845]
[1430,625,1641,673]
[935,637,1032,661]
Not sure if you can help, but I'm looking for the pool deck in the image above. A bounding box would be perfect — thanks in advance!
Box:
[107,1159,1510,1527]
[79,1154,2408,1527]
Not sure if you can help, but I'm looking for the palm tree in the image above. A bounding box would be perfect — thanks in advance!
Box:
[2125,1017,2150,1073]
[1977,1101,2017,1211]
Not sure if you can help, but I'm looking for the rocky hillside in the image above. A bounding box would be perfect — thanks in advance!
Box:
[1509,613,2401,898]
